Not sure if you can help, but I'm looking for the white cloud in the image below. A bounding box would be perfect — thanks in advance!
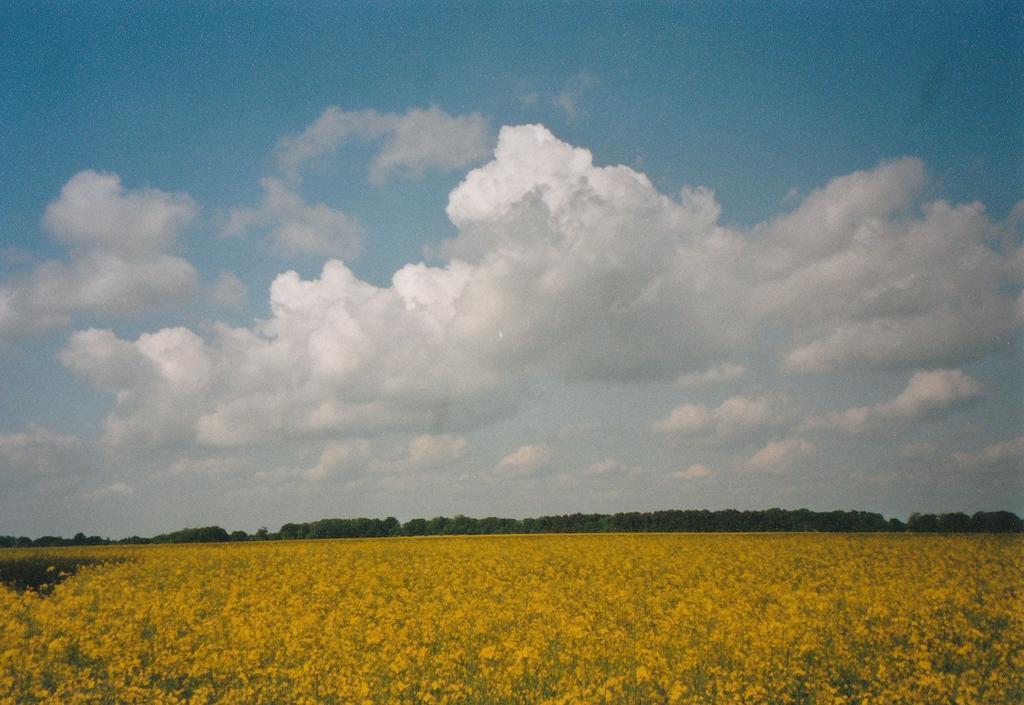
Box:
[42,170,198,256]
[496,445,552,477]
[583,458,620,476]
[668,463,715,479]
[898,442,937,460]
[0,425,81,472]
[953,436,1024,467]
[201,434,467,488]
[276,107,390,176]
[0,171,199,339]
[679,184,723,232]
[0,245,35,267]
[0,426,97,500]
[582,457,643,477]
[162,455,247,478]
[405,434,469,466]
[276,105,492,184]
[369,107,493,185]
[653,394,797,440]
[516,91,540,109]
[803,369,983,434]
[745,438,817,472]
[209,270,248,310]
[59,125,1021,457]
[369,434,469,474]
[185,260,511,448]
[60,327,212,448]
[303,439,372,482]
[84,481,133,500]
[107,481,133,495]
[223,178,363,259]
[552,73,599,119]
[752,159,1021,371]
[676,363,746,387]
[0,253,198,337]
[62,125,751,449]
[653,405,712,435]
[443,124,750,381]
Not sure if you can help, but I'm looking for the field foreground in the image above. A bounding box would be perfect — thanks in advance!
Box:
[1,534,1021,705]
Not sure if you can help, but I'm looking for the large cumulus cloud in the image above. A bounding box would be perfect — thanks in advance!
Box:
[58,125,1022,451]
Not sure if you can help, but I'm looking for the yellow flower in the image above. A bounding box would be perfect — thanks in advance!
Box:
[0,533,1019,704]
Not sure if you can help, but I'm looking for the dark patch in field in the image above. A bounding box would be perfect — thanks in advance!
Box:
[0,556,124,594]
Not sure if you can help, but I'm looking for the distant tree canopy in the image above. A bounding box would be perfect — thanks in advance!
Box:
[0,509,1020,547]
[907,511,1022,534]
[279,517,400,540]
[150,526,231,544]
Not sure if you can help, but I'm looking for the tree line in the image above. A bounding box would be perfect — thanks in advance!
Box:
[1,509,1020,547]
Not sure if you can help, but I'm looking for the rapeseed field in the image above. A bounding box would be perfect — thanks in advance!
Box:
[0,534,1020,704]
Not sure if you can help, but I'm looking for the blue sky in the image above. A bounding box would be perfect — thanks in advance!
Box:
[0,2,1021,537]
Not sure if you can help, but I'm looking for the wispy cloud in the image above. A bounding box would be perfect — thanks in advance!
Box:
[802,369,983,435]
[495,445,552,477]
[552,73,599,119]
[223,178,363,259]
[208,270,248,310]
[667,463,715,480]
[276,105,493,184]
[953,436,1024,468]
[744,439,816,472]
[654,394,798,441]
[676,363,746,387]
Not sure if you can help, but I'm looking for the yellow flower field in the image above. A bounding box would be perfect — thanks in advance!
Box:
[1,534,1021,705]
